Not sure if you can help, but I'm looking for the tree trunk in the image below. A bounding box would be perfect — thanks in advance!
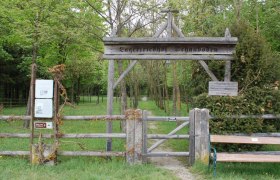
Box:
[117,60,127,132]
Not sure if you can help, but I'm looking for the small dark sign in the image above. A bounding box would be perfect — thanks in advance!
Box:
[34,122,53,129]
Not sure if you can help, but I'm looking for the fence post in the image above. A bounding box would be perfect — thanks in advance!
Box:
[200,109,210,164]
[189,109,195,165]
[142,110,148,163]
[189,108,210,165]
[125,109,143,164]
[194,108,202,161]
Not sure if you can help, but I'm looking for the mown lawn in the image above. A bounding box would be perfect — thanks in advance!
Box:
[2,97,280,179]
[0,97,183,180]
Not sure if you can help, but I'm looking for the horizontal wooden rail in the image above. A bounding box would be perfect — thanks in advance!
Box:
[145,152,189,157]
[0,115,125,121]
[0,133,126,138]
[59,151,125,156]
[0,151,125,157]
[0,133,189,139]
[210,114,280,119]
[146,116,189,122]
[147,134,189,139]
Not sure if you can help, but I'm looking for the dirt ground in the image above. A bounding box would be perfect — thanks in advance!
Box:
[148,122,201,180]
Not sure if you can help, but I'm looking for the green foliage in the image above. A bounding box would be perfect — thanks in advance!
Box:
[193,86,280,151]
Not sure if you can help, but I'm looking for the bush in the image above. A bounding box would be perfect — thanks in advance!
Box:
[193,86,280,151]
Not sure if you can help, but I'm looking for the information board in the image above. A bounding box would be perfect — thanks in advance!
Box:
[35,80,54,99]
[208,81,238,96]
[35,99,53,118]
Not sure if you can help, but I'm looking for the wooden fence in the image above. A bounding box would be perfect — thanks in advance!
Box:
[0,109,192,165]
[2,108,278,165]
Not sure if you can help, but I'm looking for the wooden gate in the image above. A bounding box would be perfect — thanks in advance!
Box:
[141,109,209,165]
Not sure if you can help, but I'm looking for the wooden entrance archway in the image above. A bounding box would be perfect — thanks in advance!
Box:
[103,10,238,151]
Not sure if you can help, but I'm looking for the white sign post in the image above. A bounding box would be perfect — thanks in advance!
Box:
[208,81,238,96]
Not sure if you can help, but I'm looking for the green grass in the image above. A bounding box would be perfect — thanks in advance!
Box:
[0,97,182,180]
[0,156,177,180]
[192,161,280,180]
[3,97,280,179]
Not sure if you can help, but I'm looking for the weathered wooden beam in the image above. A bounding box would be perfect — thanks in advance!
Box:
[198,60,218,81]
[58,151,125,157]
[146,116,189,122]
[126,109,143,164]
[216,153,280,162]
[103,37,238,44]
[103,55,234,61]
[153,22,168,38]
[0,133,127,138]
[0,151,29,156]
[171,20,185,38]
[231,133,280,137]
[0,115,126,121]
[224,60,231,81]
[147,134,189,139]
[113,60,137,89]
[209,114,280,119]
[211,135,280,144]
[142,110,148,163]
[189,109,195,165]
[0,116,31,120]
[147,121,189,152]
[63,115,126,120]
[200,109,210,164]
[106,60,115,151]
[145,152,189,157]
[0,151,125,157]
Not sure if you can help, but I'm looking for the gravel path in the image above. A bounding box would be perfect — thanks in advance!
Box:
[147,119,200,180]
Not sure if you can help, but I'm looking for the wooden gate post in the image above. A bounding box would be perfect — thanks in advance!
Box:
[200,109,210,164]
[189,108,210,165]
[125,109,143,164]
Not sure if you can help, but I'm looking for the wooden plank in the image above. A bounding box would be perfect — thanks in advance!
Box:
[198,61,218,81]
[126,109,136,164]
[147,134,189,139]
[142,110,148,163]
[106,60,114,151]
[224,60,231,81]
[0,151,29,156]
[103,54,234,60]
[153,22,168,38]
[0,151,125,157]
[0,133,127,138]
[146,116,189,121]
[194,109,202,159]
[216,153,280,162]
[105,45,235,55]
[232,133,280,137]
[103,37,238,44]
[200,109,210,164]
[146,152,189,157]
[208,81,238,96]
[210,114,280,120]
[134,109,143,164]
[211,135,280,144]
[188,109,195,165]
[58,151,125,157]
[113,60,137,89]
[63,115,125,120]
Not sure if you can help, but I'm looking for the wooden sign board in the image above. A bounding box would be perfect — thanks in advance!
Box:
[34,122,53,129]
[208,81,238,96]
[103,37,238,60]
